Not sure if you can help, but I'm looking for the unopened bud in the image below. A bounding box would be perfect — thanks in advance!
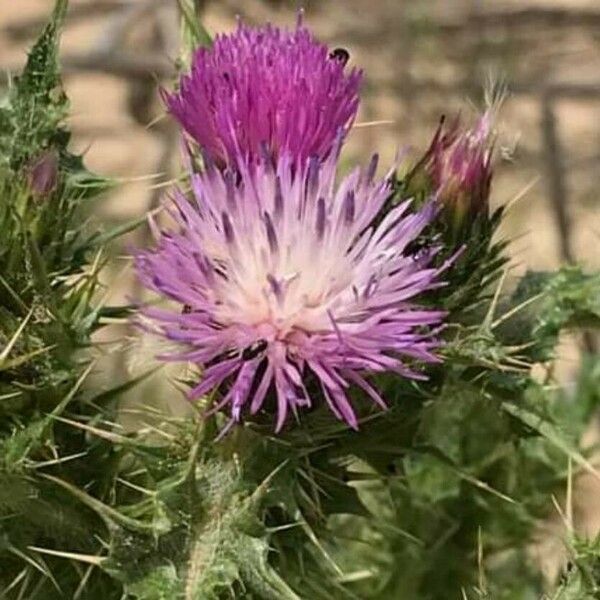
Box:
[407,111,495,236]
[28,150,59,198]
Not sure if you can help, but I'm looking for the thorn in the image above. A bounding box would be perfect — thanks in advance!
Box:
[352,120,395,129]
[51,415,132,445]
[491,292,544,330]
[504,176,540,213]
[566,457,573,534]
[29,451,88,469]
[482,268,509,330]
[28,547,104,567]
[0,308,34,365]
[116,477,155,497]
[551,495,570,531]
[477,526,487,593]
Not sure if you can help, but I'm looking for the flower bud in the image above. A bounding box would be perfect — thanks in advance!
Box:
[407,111,494,236]
[28,149,59,198]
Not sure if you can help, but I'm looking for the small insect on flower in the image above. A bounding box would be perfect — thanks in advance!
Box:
[134,151,449,432]
[163,14,362,169]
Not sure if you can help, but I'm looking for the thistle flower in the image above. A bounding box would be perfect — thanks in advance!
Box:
[134,152,447,432]
[407,111,495,235]
[164,16,362,168]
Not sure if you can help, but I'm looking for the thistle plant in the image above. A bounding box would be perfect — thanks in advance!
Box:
[1,3,600,600]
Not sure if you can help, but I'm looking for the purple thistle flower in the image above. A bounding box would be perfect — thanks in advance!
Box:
[163,16,362,168]
[134,152,448,432]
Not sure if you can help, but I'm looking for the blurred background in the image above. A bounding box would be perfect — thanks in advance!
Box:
[1,0,599,377]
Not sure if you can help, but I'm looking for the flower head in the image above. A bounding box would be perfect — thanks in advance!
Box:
[134,152,447,432]
[27,149,58,198]
[164,16,362,168]
[407,111,495,235]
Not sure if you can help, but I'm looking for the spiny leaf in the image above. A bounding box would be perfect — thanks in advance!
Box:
[502,401,600,484]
